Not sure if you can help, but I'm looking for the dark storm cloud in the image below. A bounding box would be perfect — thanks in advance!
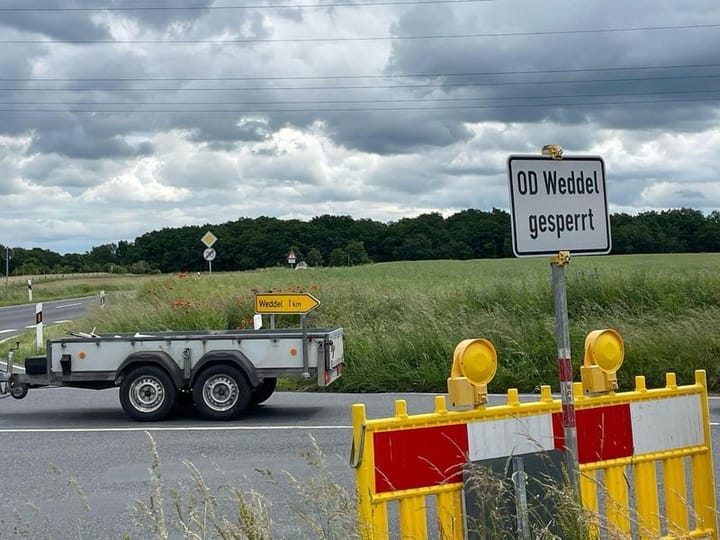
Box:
[28,128,153,160]
[325,111,473,154]
[0,2,110,40]
[1,0,718,162]
[0,0,218,38]
[382,1,720,136]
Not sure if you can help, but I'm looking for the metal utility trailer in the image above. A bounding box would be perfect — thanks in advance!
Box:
[0,327,344,421]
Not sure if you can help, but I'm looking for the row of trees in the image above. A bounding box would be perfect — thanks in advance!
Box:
[3,208,719,275]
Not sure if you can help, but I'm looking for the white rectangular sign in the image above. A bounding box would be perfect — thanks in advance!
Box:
[507,156,611,257]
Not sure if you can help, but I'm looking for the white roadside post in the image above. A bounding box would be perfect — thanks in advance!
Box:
[100,290,106,309]
[35,302,43,349]
[253,313,263,330]
[507,145,612,499]
[27,279,32,302]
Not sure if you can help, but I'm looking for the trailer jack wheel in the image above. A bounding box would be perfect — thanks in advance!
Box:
[10,382,28,400]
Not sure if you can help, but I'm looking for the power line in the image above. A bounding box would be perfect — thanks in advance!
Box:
[4,62,720,82]
[0,96,717,113]
[4,88,720,106]
[2,23,719,44]
[0,0,496,11]
[3,73,720,91]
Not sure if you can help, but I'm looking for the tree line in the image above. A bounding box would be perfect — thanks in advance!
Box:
[2,208,719,275]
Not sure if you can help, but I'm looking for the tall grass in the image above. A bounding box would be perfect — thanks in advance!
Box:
[5,254,720,392]
[131,433,357,540]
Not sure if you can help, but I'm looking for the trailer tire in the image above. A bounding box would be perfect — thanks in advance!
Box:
[251,377,277,406]
[9,382,28,400]
[193,364,251,420]
[120,366,177,422]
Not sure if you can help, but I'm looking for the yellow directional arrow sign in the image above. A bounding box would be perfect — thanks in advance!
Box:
[254,293,321,314]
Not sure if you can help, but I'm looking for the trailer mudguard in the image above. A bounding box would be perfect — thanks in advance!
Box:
[117,351,185,388]
[191,350,259,389]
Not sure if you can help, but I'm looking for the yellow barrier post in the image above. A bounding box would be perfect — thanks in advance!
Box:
[691,370,718,537]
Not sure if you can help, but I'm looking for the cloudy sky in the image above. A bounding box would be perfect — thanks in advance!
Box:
[0,0,719,254]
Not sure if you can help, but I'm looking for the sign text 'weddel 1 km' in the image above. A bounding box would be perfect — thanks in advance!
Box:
[254,293,321,315]
[507,156,611,257]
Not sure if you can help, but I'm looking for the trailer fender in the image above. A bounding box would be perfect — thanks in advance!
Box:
[117,352,184,388]
[191,351,259,389]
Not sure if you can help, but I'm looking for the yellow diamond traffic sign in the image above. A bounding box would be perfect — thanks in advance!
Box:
[255,293,321,314]
[201,231,217,248]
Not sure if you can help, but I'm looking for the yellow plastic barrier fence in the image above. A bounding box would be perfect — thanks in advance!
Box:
[351,370,717,539]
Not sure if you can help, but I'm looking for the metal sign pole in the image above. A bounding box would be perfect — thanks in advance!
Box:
[550,250,580,496]
[301,314,310,380]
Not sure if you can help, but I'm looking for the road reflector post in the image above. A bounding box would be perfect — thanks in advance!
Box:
[35,302,43,349]
[581,329,624,395]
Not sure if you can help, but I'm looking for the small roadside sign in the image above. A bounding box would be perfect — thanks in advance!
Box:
[201,231,217,248]
[255,293,320,314]
[203,248,216,261]
[507,156,611,257]
[288,250,297,265]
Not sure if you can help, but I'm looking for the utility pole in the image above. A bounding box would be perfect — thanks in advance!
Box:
[3,246,12,299]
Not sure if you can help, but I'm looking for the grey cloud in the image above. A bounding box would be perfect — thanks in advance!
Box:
[187,117,271,145]
[605,177,655,207]
[21,154,119,188]
[29,128,153,160]
[446,164,502,177]
[0,2,111,40]
[326,111,473,154]
[383,0,720,135]
[674,189,706,201]
[108,0,215,30]
[160,157,239,190]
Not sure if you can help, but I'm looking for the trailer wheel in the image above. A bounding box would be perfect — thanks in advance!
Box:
[193,364,251,420]
[9,381,28,400]
[251,377,277,406]
[119,366,177,422]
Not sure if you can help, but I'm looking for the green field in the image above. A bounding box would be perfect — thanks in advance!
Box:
[3,254,719,393]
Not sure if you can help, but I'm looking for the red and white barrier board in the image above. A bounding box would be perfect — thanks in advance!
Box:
[373,394,704,494]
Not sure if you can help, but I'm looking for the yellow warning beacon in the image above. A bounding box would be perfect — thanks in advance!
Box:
[447,338,497,408]
[581,329,624,395]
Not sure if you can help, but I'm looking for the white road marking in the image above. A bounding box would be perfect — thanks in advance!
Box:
[52,320,72,324]
[55,302,83,309]
[0,425,351,434]
[0,329,16,334]
[0,336,20,345]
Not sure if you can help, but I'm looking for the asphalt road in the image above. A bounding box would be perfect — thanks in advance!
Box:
[0,389,718,539]
[0,296,100,344]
